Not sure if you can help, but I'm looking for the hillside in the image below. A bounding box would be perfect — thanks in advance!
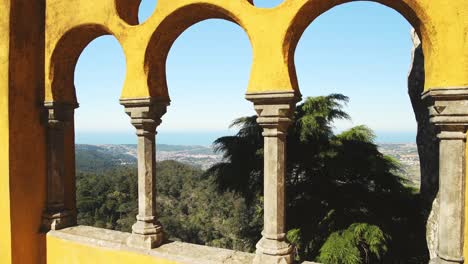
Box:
[75,144,222,171]
[75,158,258,252]
[76,143,421,185]
[378,143,420,187]
[75,144,137,173]
[74,141,424,261]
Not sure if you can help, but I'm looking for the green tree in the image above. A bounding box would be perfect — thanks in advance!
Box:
[76,166,138,231]
[207,94,427,263]
[317,223,388,264]
[76,159,260,252]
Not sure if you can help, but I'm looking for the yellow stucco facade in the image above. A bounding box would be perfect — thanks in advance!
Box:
[0,0,11,262]
[47,235,178,264]
[1,0,468,263]
[43,0,468,105]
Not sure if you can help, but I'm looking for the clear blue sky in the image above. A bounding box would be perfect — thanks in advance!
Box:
[74,0,416,145]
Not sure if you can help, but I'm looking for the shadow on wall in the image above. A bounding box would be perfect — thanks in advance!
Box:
[408,30,439,259]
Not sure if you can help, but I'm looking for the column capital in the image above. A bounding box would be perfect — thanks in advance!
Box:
[423,87,468,129]
[246,91,300,137]
[44,101,78,128]
[121,97,167,249]
[247,91,298,264]
[424,88,467,264]
[120,98,170,134]
[42,101,78,231]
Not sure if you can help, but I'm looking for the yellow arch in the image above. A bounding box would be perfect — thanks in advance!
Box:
[0,0,465,263]
[44,0,468,102]
[114,0,144,26]
[282,0,432,93]
[142,3,253,100]
[291,0,467,92]
[46,24,119,104]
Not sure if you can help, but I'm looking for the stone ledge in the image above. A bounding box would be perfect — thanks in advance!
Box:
[48,226,254,264]
[48,226,320,264]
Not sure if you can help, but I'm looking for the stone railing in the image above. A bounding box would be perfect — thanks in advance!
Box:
[47,226,319,264]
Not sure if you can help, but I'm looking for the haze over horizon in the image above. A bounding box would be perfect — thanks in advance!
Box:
[74,0,417,146]
[75,130,417,146]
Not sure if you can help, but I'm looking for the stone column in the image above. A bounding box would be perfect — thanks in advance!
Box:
[246,91,299,264]
[423,88,468,264]
[41,102,77,231]
[120,98,168,249]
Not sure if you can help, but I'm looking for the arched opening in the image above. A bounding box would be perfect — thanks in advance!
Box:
[74,36,130,144]
[250,0,284,8]
[162,19,253,144]
[138,0,158,24]
[73,36,138,231]
[115,0,158,25]
[289,2,433,262]
[143,3,246,99]
[48,25,111,103]
[156,19,258,251]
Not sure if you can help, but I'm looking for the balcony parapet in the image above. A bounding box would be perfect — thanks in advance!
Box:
[48,226,254,264]
[47,226,319,264]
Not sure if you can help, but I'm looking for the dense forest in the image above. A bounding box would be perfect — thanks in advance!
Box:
[76,160,261,251]
[76,94,428,263]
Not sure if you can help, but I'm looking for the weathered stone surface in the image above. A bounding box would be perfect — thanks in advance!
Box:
[423,88,468,263]
[41,102,78,231]
[408,30,439,259]
[49,226,322,264]
[426,194,439,261]
[121,98,169,249]
[436,131,465,263]
[49,226,255,264]
[409,31,439,202]
[246,91,300,264]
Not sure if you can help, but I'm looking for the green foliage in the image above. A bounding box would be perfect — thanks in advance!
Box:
[317,223,388,264]
[76,93,428,263]
[208,94,429,262]
[297,94,350,141]
[75,158,261,252]
[319,232,361,264]
[287,228,303,261]
[156,160,261,251]
[76,166,138,231]
[336,125,376,143]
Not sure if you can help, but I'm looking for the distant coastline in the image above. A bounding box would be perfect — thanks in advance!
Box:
[76,131,417,146]
[75,142,421,185]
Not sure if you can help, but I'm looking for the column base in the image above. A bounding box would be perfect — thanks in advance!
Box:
[127,233,164,249]
[127,221,164,249]
[253,237,293,264]
[430,255,464,264]
[41,210,75,231]
[253,254,292,264]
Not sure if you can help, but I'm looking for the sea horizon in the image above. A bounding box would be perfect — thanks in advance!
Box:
[75,131,418,146]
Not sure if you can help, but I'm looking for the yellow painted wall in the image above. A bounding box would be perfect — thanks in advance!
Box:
[0,0,467,263]
[0,0,12,263]
[43,0,468,104]
[7,1,48,263]
[47,236,179,264]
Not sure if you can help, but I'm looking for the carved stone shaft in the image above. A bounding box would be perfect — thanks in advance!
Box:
[423,88,468,264]
[121,98,169,249]
[42,102,77,231]
[246,91,300,264]
[436,129,465,264]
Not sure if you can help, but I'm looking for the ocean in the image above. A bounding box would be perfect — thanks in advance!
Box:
[76,130,417,146]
